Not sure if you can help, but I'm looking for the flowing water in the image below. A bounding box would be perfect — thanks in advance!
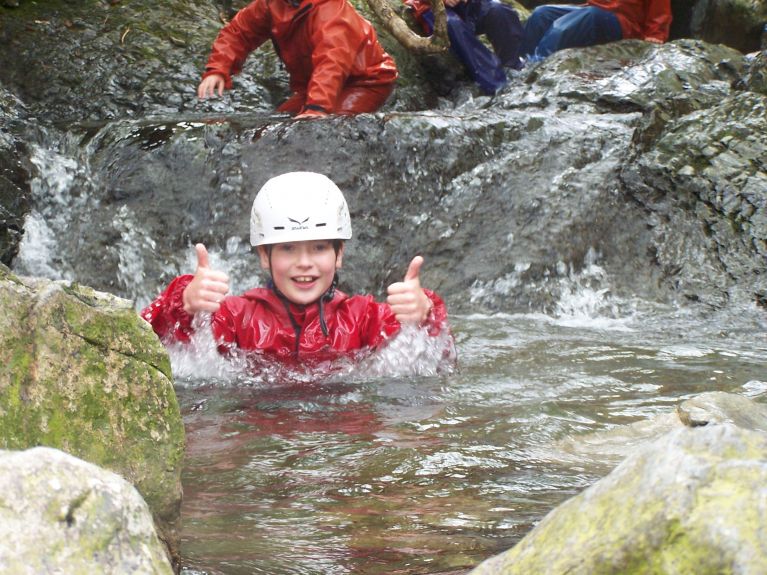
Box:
[171,288,767,575]
[13,138,767,575]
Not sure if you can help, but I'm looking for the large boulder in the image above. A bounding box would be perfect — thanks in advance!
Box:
[0,447,174,575]
[0,265,185,570]
[470,414,767,574]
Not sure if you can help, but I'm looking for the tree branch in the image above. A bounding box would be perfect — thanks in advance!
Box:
[366,0,449,54]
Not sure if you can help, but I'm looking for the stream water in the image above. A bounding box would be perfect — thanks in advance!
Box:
[13,136,767,575]
[171,287,767,575]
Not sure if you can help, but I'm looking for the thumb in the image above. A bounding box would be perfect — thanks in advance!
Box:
[404,255,424,282]
[195,243,210,271]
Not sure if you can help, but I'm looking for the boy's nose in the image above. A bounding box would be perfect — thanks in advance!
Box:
[296,248,312,266]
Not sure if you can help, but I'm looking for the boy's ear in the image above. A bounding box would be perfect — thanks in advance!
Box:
[335,242,344,270]
[257,246,270,270]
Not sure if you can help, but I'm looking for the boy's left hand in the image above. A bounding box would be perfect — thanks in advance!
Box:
[387,256,433,325]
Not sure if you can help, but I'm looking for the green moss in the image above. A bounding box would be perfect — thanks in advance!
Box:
[0,272,184,549]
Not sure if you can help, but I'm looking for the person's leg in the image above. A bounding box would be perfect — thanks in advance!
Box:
[334,83,394,114]
[473,0,525,69]
[534,6,622,59]
[520,4,580,59]
[423,8,507,94]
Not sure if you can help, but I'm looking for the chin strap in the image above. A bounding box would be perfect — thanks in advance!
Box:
[317,273,338,338]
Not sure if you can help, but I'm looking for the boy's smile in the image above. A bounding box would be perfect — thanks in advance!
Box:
[259,240,344,306]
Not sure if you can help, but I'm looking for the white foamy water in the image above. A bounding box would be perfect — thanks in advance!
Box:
[166,314,456,386]
[552,262,637,331]
[16,145,92,280]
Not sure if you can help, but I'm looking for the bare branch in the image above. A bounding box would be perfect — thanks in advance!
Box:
[366,0,449,54]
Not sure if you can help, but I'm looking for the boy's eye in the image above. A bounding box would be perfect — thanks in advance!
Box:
[313,242,331,252]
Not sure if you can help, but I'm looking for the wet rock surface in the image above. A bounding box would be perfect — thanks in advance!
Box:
[0,89,32,266]
[0,3,765,314]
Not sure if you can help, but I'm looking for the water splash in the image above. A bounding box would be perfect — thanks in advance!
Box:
[166,315,456,387]
[356,324,457,378]
[552,259,636,331]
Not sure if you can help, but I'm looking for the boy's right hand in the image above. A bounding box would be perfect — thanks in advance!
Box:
[182,244,230,314]
[198,74,226,99]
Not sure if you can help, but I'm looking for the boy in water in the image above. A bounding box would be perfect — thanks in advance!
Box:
[197,0,398,118]
[142,172,452,364]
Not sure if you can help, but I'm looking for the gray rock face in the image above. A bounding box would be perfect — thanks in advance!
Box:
[742,50,767,95]
[0,6,764,314]
[470,414,767,575]
[22,39,758,314]
[623,87,767,306]
[0,447,174,575]
[0,89,31,266]
[688,0,767,54]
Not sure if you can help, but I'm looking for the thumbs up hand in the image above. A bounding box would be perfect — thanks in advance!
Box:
[182,243,230,314]
[386,255,433,325]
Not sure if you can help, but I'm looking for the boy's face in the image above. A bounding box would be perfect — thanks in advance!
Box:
[258,240,344,306]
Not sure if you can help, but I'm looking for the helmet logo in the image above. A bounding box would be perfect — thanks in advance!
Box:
[288,217,310,230]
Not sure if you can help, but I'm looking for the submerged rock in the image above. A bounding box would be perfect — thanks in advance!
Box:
[0,265,185,569]
[555,391,767,466]
[0,446,174,575]
[470,406,767,575]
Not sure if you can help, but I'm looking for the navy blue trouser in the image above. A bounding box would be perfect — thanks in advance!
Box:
[421,0,524,94]
[521,4,622,61]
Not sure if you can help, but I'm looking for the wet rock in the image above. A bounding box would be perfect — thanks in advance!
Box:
[688,0,767,54]
[0,7,764,314]
[675,391,767,429]
[470,421,767,575]
[0,89,32,266]
[515,39,746,117]
[742,50,767,95]
[0,446,174,575]
[555,391,767,466]
[0,265,185,570]
[623,89,767,307]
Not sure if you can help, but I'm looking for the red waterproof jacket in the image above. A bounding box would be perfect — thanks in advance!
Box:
[202,0,398,114]
[587,0,672,42]
[141,275,450,364]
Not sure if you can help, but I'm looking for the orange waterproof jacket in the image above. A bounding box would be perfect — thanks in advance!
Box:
[586,0,672,42]
[141,275,451,365]
[202,0,398,113]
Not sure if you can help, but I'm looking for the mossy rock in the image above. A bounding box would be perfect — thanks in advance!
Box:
[470,420,767,575]
[0,264,184,570]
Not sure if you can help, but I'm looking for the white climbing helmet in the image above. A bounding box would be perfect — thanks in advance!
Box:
[250,172,353,246]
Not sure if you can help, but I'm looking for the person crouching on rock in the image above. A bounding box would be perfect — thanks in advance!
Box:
[141,172,453,366]
[196,0,398,119]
